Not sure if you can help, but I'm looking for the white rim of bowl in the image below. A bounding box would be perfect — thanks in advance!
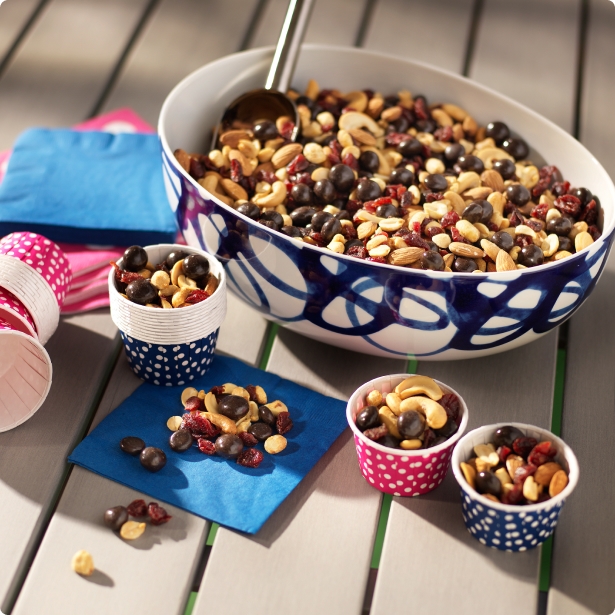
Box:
[451,421,580,513]
[108,243,226,317]
[346,373,469,457]
[159,44,615,280]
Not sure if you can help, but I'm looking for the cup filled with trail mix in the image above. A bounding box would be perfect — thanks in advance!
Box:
[347,373,468,496]
[108,243,226,386]
[451,422,579,551]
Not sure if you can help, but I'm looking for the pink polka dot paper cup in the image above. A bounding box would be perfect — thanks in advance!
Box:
[0,317,52,432]
[0,286,37,338]
[0,232,72,344]
[346,374,469,497]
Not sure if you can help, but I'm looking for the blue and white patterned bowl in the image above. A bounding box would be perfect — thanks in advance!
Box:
[159,45,615,360]
[451,422,579,552]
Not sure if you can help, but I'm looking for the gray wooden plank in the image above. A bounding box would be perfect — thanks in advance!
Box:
[195,328,405,615]
[470,0,580,132]
[372,331,558,615]
[578,0,615,179]
[367,0,573,612]
[12,352,210,615]
[0,312,118,613]
[0,0,43,65]
[101,0,260,126]
[547,2,615,612]
[363,0,475,73]
[249,0,363,49]
[0,0,151,150]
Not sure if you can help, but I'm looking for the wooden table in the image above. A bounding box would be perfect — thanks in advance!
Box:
[0,1,614,613]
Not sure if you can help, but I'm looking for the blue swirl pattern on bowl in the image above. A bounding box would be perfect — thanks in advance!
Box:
[162,148,613,360]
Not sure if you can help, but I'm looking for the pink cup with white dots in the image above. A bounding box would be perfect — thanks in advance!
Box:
[347,374,469,497]
[0,232,72,344]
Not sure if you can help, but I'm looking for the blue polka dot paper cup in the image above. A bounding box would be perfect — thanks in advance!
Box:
[451,423,579,552]
[120,330,218,386]
[109,243,226,385]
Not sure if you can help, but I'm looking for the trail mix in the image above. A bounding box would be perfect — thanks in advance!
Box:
[111,245,218,307]
[459,426,569,505]
[355,375,461,450]
[165,383,293,468]
[104,498,172,541]
[174,80,601,272]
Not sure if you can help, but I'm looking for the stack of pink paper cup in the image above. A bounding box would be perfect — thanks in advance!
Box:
[0,232,72,431]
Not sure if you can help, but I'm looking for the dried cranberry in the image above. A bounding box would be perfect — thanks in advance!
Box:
[425,225,443,239]
[255,169,276,184]
[530,203,549,220]
[513,463,537,485]
[209,385,225,396]
[341,224,358,240]
[385,132,411,147]
[111,262,142,285]
[238,431,258,447]
[342,152,359,171]
[197,438,216,455]
[422,428,436,448]
[508,210,525,227]
[228,158,242,184]
[552,180,570,197]
[439,393,460,422]
[346,245,368,259]
[189,157,206,180]
[425,192,444,203]
[433,125,453,142]
[184,397,204,413]
[413,96,429,120]
[403,231,431,249]
[449,227,470,244]
[497,445,512,464]
[555,194,581,217]
[279,121,295,140]
[237,448,264,468]
[528,441,557,466]
[127,499,148,517]
[276,412,293,435]
[588,224,601,241]
[512,437,538,458]
[287,154,309,174]
[502,483,524,505]
[367,256,386,264]
[363,424,389,441]
[514,235,533,248]
[579,199,597,224]
[184,289,211,304]
[440,211,460,228]
[148,502,172,525]
[181,413,220,439]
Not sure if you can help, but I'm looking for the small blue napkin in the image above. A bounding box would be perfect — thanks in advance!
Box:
[0,129,177,245]
[69,355,348,534]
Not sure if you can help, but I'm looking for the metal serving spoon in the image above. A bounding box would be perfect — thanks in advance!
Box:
[211,0,315,149]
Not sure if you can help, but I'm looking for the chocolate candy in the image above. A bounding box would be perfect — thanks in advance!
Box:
[214,434,244,459]
[126,278,158,305]
[120,436,146,456]
[140,447,167,472]
[182,253,210,280]
[397,409,425,439]
[258,405,276,426]
[123,246,148,272]
[165,250,188,268]
[356,405,380,431]
[169,429,193,452]
[217,395,249,421]
[104,506,128,531]
[475,471,502,497]
[493,425,525,448]
[248,422,273,442]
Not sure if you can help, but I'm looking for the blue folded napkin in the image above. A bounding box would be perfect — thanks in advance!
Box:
[0,128,177,245]
[69,355,348,534]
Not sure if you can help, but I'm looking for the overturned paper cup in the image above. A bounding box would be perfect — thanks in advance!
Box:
[109,244,226,384]
[0,286,37,338]
[0,232,72,344]
[0,317,52,432]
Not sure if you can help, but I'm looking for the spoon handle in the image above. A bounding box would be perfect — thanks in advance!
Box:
[265,0,315,93]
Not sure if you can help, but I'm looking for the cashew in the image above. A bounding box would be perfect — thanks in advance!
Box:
[252,181,287,207]
[204,391,219,414]
[476,147,515,169]
[338,111,384,137]
[385,392,403,415]
[202,411,236,434]
[199,173,234,207]
[170,260,184,286]
[432,108,453,127]
[395,375,443,400]
[541,234,559,257]
[171,287,192,308]
[442,103,468,121]
[343,90,368,112]
[237,139,258,159]
[378,406,401,439]
[399,396,447,429]
[177,274,197,289]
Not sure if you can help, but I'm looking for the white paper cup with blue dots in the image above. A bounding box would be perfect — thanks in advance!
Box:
[108,244,226,386]
[451,423,579,552]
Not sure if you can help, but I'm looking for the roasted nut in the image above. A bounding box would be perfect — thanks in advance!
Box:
[460,462,476,489]
[398,396,447,430]
[265,400,289,417]
[549,469,569,497]
[167,416,183,431]
[385,392,403,415]
[534,461,564,486]
[264,434,287,454]
[448,242,484,259]
[473,443,499,468]
[231,387,250,401]
[496,249,516,272]
[120,521,146,540]
[378,406,402,438]
[522,475,541,502]
[181,387,199,406]
[505,454,524,478]
[71,550,94,576]
[204,411,237,435]
[395,375,443,400]
[204,391,219,414]
[271,143,303,168]
[400,439,423,450]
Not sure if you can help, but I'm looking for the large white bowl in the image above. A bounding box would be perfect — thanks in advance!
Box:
[159,45,615,360]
